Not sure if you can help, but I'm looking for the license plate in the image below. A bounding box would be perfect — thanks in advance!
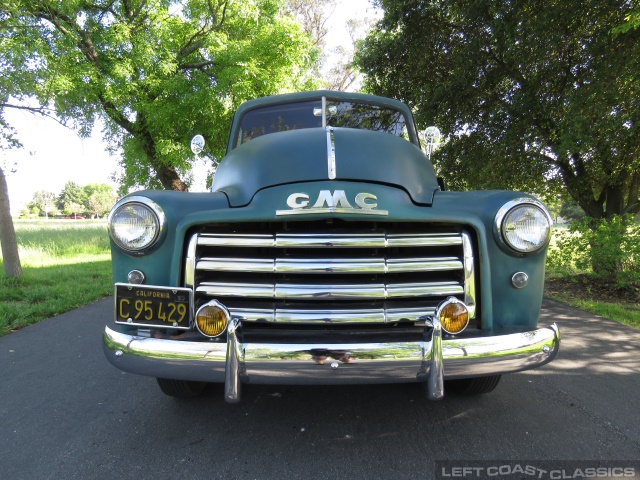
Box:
[114,284,192,329]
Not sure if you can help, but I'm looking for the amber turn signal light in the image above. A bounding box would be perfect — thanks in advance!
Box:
[195,300,230,337]
[437,297,470,334]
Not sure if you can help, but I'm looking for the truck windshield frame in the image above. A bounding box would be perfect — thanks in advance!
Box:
[233,97,410,148]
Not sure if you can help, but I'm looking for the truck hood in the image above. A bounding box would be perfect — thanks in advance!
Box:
[212,127,440,207]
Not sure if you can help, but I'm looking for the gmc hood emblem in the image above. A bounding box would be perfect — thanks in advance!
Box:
[276,190,388,216]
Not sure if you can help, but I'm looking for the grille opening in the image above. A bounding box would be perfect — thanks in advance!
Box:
[185,220,478,330]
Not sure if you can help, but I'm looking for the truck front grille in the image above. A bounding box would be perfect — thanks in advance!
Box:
[184,221,476,325]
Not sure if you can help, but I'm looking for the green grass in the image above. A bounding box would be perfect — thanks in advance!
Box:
[0,219,112,336]
[546,226,640,329]
[2,219,638,335]
[546,291,640,329]
[575,300,640,329]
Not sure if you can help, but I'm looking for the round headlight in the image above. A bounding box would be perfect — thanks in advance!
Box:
[497,199,552,253]
[108,197,165,252]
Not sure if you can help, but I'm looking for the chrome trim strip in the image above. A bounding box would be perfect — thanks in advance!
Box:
[197,283,276,298]
[276,233,386,247]
[386,282,464,298]
[103,324,561,389]
[386,308,433,322]
[196,232,463,248]
[198,233,275,247]
[225,306,436,323]
[184,234,198,288]
[277,283,385,299]
[386,233,463,247]
[196,281,463,299]
[277,258,385,273]
[226,308,275,322]
[387,257,463,273]
[428,315,444,400]
[195,257,463,274]
[275,207,388,216]
[327,126,337,180]
[224,319,241,403]
[198,258,276,273]
[461,231,477,319]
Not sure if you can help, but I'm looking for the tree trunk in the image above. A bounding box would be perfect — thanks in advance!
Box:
[156,163,189,191]
[0,165,22,278]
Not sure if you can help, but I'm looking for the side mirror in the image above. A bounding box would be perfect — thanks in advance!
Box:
[190,134,205,155]
[422,126,441,162]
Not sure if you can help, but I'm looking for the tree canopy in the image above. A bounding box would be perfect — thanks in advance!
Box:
[1,0,318,192]
[57,181,87,215]
[356,0,640,220]
[25,183,117,218]
[29,190,57,218]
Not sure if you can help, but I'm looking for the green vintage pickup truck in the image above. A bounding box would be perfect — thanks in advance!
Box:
[103,90,560,401]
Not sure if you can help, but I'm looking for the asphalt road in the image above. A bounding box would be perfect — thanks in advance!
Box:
[1,298,639,480]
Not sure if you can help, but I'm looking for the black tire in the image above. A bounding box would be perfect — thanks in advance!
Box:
[156,378,207,398]
[446,375,501,395]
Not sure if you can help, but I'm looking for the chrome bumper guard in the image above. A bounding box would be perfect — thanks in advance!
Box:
[103,321,560,402]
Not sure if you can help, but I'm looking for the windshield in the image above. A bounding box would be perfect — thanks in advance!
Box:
[234,98,410,147]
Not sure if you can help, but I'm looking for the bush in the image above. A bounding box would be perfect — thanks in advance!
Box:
[547,215,640,287]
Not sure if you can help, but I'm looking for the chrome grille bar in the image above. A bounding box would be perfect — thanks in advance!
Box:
[196,257,463,274]
[196,281,463,299]
[197,232,463,248]
[227,306,435,324]
[187,226,475,325]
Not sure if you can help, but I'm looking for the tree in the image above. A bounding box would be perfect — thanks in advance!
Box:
[559,200,586,223]
[1,1,318,192]
[0,124,22,277]
[0,164,22,278]
[613,2,640,34]
[285,0,336,48]
[67,202,85,219]
[284,0,380,91]
[324,18,375,91]
[58,181,87,216]
[0,1,49,279]
[84,183,117,218]
[284,0,335,83]
[0,122,20,281]
[356,0,640,222]
[29,190,57,218]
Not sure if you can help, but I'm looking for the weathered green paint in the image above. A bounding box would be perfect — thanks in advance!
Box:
[214,127,440,207]
[111,182,547,334]
[110,90,549,337]
[106,90,559,395]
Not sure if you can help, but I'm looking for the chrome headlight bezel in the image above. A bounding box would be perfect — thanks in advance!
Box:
[107,196,166,254]
[495,198,552,255]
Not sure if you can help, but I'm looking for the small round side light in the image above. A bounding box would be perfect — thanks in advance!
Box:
[127,270,146,285]
[512,272,529,289]
[195,300,230,338]
[437,297,470,335]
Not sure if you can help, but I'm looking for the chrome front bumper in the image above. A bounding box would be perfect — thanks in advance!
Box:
[103,320,560,402]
